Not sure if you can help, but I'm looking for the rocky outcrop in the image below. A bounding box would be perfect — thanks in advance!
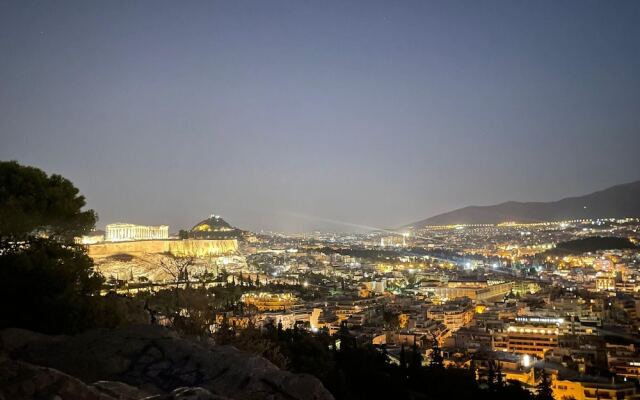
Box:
[0,358,224,400]
[92,251,245,283]
[91,381,151,399]
[88,240,238,259]
[0,325,334,400]
[0,358,113,400]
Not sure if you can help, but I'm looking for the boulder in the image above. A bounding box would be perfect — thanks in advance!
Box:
[0,358,227,400]
[91,381,151,400]
[0,358,114,400]
[1,325,334,400]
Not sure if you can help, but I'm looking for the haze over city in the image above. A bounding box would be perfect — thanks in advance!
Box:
[4,2,640,400]
[1,0,639,232]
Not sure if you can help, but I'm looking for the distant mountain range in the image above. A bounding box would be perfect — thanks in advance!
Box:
[405,180,640,228]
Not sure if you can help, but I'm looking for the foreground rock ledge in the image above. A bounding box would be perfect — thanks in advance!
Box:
[0,325,334,400]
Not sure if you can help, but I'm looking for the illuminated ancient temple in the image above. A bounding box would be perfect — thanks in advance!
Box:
[105,223,169,242]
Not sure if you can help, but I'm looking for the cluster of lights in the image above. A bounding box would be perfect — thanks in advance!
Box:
[629,362,640,367]
[508,326,559,335]
[241,292,296,300]
[515,316,564,324]
[419,217,637,231]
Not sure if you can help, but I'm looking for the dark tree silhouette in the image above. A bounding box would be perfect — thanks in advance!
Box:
[206,319,534,400]
[400,344,407,370]
[429,335,444,368]
[536,369,555,400]
[0,161,97,242]
[408,342,423,379]
[383,310,400,329]
[0,161,103,334]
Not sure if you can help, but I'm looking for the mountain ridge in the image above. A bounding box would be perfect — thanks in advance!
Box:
[405,180,640,228]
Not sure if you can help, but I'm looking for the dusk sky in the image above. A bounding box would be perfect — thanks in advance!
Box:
[1,1,639,233]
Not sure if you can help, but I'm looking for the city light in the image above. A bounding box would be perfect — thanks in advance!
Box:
[3,4,638,398]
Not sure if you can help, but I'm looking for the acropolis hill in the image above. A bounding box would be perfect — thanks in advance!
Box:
[87,239,242,283]
[87,239,238,259]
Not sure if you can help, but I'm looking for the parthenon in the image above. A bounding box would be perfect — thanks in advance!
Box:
[105,223,169,242]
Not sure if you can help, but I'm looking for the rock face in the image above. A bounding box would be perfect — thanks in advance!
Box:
[0,358,114,400]
[0,359,221,400]
[0,325,334,400]
[91,381,151,399]
[88,239,238,259]
[92,251,244,283]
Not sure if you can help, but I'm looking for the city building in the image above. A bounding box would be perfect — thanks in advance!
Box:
[423,280,514,301]
[552,377,638,400]
[241,292,298,312]
[506,318,560,358]
[427,299,474,332]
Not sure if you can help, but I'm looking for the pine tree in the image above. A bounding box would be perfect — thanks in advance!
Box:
[487,361,496,390]
[536,369,554,400]
[495,361,504,389]
[216,313,233,345]
[409,342,423,377]
[337,320,355,351]
[400,344,407,370]
[413,342,420,365]
[429,336,443,368]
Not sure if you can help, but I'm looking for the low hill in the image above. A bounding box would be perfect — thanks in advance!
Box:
[542,236,636,256]
[406,180,640,227]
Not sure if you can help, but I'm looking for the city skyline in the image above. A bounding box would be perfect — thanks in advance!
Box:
[2,2,640,397]
[1,1,639,232]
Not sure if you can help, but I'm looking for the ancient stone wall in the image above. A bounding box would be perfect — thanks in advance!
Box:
[88,239,238,259]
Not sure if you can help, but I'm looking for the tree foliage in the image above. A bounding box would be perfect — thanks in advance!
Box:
[541,236,636,257]
[0,239,103,333]
[536,369,555,400]
[0,161,104,333]
[215,322,534,400]
[0,161,97,242]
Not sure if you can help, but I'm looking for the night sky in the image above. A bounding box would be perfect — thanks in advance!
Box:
[1,1,639,232]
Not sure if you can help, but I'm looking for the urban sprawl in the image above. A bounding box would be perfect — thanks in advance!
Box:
[81,215,640,400]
